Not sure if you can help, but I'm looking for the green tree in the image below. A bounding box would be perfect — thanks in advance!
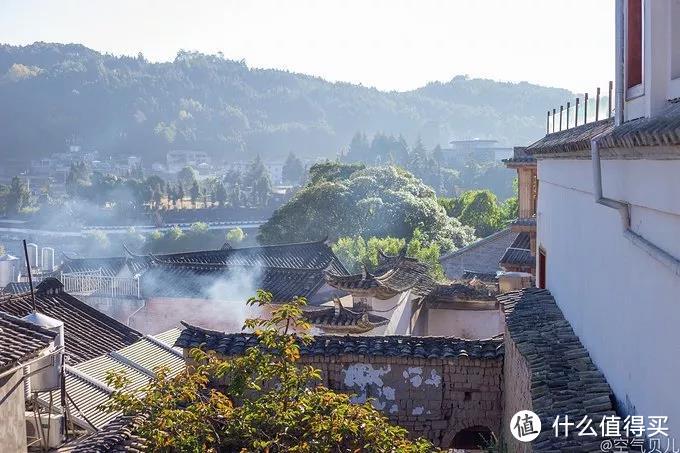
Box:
[102,293,437,452]
[177,166,198,189]
[6,176,31,214]
[457,190,504,237]
[345,132,370,162]
[333,230,445,280]
[214,182,228,207]
[259,165,475,252]
[248,156,272,207]
[190,181,200,208]
[282,152,305,185]
[226,227,246,244]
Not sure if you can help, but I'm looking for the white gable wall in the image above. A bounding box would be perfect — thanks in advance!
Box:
[537,157,680,435]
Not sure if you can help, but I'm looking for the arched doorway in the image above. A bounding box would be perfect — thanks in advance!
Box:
[449,425,495,451]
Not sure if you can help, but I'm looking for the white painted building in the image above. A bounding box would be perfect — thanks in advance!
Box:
[526,0,680,435]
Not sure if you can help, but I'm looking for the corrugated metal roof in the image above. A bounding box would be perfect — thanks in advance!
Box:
[37,329,185,431]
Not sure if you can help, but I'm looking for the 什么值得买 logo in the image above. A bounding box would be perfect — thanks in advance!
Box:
[511,410,541,443]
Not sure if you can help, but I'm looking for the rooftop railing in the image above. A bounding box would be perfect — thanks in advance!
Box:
[546,81,615,134]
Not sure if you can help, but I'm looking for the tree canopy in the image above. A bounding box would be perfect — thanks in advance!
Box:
[258,164,475,252]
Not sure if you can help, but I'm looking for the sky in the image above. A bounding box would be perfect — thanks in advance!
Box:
[0,0,614,93]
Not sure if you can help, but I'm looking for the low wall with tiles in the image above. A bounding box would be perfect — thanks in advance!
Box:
[202,351,503,448]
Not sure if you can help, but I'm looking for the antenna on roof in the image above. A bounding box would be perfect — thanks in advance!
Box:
[575,98,580,127]
[22,239,37,313]
[584,93,589,123]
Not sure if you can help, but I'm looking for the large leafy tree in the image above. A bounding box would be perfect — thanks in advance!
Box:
[103,293,437,452]
[259,164,475,252]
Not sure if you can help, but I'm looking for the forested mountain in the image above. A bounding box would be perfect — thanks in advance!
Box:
[0,42,572,163]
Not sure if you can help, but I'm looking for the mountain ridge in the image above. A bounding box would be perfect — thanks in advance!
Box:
[0,42,572,163]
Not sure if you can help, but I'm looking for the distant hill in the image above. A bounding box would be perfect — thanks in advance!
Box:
[0,42,572,164]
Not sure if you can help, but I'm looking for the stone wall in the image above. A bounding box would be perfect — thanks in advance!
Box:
[0,369,27,452]
[502,329,533,453]
[208,352,503,448]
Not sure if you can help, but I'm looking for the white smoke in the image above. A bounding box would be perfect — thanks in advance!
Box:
[198,265,264,331]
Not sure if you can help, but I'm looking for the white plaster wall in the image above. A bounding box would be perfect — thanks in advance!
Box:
[370,291,415,335]
[537,158,680,435]
[426,308,503,339]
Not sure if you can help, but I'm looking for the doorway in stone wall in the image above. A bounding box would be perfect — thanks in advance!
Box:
[449,426,494,451]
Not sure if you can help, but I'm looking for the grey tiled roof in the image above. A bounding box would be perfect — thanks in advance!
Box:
[0,312,56,373]
[57,415,146,452]
[526,118,614,157]
[61,256,150,277]
[175,323,504,359]
[503,288,616,452]
[140,262,329,302]
[1,281,32,294]
[146,239,347,275]
[499,232,533,268]
[510,217,536,227]
[325,251,435,299]
[595,99,680,152]
[503,146,536,165]
[302,303,389,334]
[424,282,496,303]
[461,270,498,282]
[0,279,143,363]
[527,99,680,159]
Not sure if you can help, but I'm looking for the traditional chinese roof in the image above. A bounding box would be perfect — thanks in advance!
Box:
[0,278,143,363]
[499,232,533,269]
[503,288,616,451]
[526,118,614,158]
[175,322,504,359]
[510,217,536,228]
[424,282,496,304]
[302,300,389,334]
[0,311,56,373]
[461,270,498,282]
[503,146,536,166]
[61,256,150,277]
[325,250,435,299]
[144,238,347,275]
[440,228,515,279]
[140,261,329,303]
[527,99,680,159]
[57,415,146,452]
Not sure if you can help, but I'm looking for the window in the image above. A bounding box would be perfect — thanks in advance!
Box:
[626,0,643,90]
[538,248,547,289]
[672,0,680,80]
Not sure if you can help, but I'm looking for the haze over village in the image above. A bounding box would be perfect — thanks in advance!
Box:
[0,1,678,452]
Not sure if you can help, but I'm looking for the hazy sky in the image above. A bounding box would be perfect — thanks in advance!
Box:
[0,0,614,93]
